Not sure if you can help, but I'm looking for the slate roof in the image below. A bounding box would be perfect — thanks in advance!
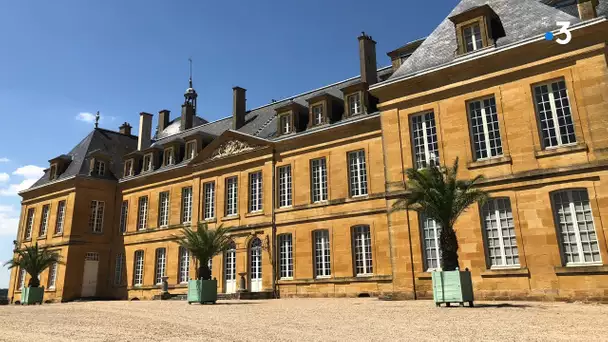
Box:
[542,0,607,17]
[387,0,599,82]
[30,129,138,189]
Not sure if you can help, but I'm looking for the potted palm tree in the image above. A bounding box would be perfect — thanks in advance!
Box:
[393,158,488,307]
[175,222,232,304]
[4,242,62,305]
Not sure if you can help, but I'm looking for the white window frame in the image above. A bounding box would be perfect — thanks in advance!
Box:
[124,159,134,177]
[18,268,26,290]
[463,22,483,52]
[467,96,503,160]
[353,225,373,276]
[49,164,57,180]
[280,114,292,134]
[533,79,576,149]
[314,230,331,278]
[39,204,50,237]
[481,198,520,269]
[552,189,602,266]
[89,200,105,233]
[24,208,35,240]
[225,177,238,217]
[225,241,237,282]
[348,92,362,116]
[185,140,197,160]
[93,160,106,176]
[54,200,66,235]
[312,104,324,125]
[311,158,328,203]
[154,248,167,285]
[143,153,153,172]
[249,172,263,213]
[137,196,148,231]
[178,247,190,284]
[114,253,124,286]
[164,147,175,166]
[119,200,128,233]
[47,262,57,289]
[182,187,193,224]
[278,234,293,279]
[158,191,170,227]
[203,182,215,220]
[348,150,368,197]
[410,111,440,169]
[278,165,292,208]
[250,238,262,283]
[133,250,144,286]
[421,215,442,271]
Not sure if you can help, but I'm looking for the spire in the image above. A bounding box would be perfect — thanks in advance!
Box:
[95,111,100,128]
[188,57,193,88]
[184,57,198,114]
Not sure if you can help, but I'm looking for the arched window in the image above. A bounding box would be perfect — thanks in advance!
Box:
[133,250,144,286]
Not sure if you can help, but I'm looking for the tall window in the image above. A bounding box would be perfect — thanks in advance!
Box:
[348,93,362,116]
[114,253,125,285]
[18,268,26,290]
[137,196,148,231]
[552,190,601,265]
[314,230,331,278]
[249,172,263,212]
[311,158,328,203]
[411,111,440,169]
[278,165,292,208]
[119,201,128,233]
[278,234,293,279]
[463,23,483,52]
[133,250,144,286]
[93,160,105,176]
[225,177,238,216]
[534,80,576,149]
[154,248,167,285]
[203,182,215,219]
[482,198,519,268]
[39,204,50,236]
[24,208,35,239]
[164,148,174,166]
[143,153,153,172]
[225,241,236,285]
[280,115,291,134]
[158,191,170,227]
[47,262,57,289]
[312,104,324,125]
[89,201,105,233]
[185,141,197,160]
[49,164,57,180]
[54,200,66,235]
[353,225,373,276]
[124,159,133,177]
[421,215,441,271]
[178,247,190,284]
[468,97,503,160]
[181,187,193,224]
[348,150,368,197]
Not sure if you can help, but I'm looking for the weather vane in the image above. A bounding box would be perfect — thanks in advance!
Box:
[95,111,100,128]
[188,57,193,88]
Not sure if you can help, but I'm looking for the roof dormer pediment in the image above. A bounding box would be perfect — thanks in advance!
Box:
[191,130,272,165]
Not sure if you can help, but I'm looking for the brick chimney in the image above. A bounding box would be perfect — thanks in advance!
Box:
[181,103,194,131]
[158,109,170,133]
[138,112,153,150]
[358,32,378,86]
[232,87,246,130]
[578,0,599,20]
[119,122,132,135]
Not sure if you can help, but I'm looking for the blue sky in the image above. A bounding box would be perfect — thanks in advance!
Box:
[0,0,459,287]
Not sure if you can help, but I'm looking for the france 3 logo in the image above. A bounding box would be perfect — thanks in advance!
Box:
[545,21,572,45]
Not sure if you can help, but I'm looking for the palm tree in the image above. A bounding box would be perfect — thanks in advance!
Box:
[175,222,232,280]
[392,158,488,271]
[4,242,62,287]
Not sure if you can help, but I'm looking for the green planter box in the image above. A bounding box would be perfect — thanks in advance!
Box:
[22,287,44,305]
[432,270,474,307]
[187,279,217,304]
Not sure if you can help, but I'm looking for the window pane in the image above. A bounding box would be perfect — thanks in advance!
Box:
[353,226,373,275]
[348,150,368,197]
[311,158,328,203]
[154,248,167,285]
[482,198,519,267]
[534,80,575,148]
[314,230,331,277]
[204,182,215,219]
[181,187,193,223]
[411,112,439,169]
[421,215,441,270]
[249,172,263,212]
[279,234,293,279]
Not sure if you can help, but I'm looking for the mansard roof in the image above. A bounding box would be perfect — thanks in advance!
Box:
[386,0,586,82]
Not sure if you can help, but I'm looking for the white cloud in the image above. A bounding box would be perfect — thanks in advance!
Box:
[0,165,45,196]
[0,157,9,163]
[0,173,9,183]
[0,205,19,236]
[12,165,45,179]
[76,112,96,123]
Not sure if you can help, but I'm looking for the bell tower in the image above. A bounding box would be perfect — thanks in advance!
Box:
[184,57,198,113]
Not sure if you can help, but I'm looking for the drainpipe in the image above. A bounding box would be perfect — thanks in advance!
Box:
[271,147,277,298]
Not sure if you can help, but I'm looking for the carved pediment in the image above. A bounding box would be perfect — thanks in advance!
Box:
[209,140,259,160]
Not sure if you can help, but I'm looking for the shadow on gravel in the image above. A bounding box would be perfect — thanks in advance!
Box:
[471,303,534,309]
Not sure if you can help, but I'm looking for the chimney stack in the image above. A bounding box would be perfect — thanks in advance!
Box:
[138,112,153,150]
[358,32,378,86]
[158,109,171,133]
[232,87,247,130]
[577,0,599,20]
[119,122,132,135]
[181,104,194,131]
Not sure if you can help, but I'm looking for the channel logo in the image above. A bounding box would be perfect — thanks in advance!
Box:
[545,21,572,45]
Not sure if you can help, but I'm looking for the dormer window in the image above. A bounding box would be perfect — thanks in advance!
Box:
[49,164,57,180]
[463,23,483,52]
[164,147,175,166]
[93,160,105,176]
[280,114,292,134]
[312,105,324,126]
[449,4,504,56]
[348,93,362,116]
[124,159,134,177]
[185,141,197,160]
[143,153,153,172]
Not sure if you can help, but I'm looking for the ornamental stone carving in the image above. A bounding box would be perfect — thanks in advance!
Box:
[210,140,257,160]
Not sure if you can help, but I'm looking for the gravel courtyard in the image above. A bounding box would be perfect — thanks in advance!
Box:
[1,298,608,341]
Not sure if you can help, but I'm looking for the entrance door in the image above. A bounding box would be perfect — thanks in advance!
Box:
[81,252,99,297]
[250,238,262,292]
[224,242,236,294]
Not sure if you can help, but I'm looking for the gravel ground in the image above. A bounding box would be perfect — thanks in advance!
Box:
[1,299,608,341]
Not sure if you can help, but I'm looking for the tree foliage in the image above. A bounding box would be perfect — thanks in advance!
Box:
[174,222,232,280]
[4,242,63,287]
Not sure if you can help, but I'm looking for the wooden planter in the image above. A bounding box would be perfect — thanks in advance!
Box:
[22,287,44,305]
[187,279,217,304]
[432,270,474,307]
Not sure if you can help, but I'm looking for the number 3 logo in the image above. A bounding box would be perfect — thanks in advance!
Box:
[555,21,572,45]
